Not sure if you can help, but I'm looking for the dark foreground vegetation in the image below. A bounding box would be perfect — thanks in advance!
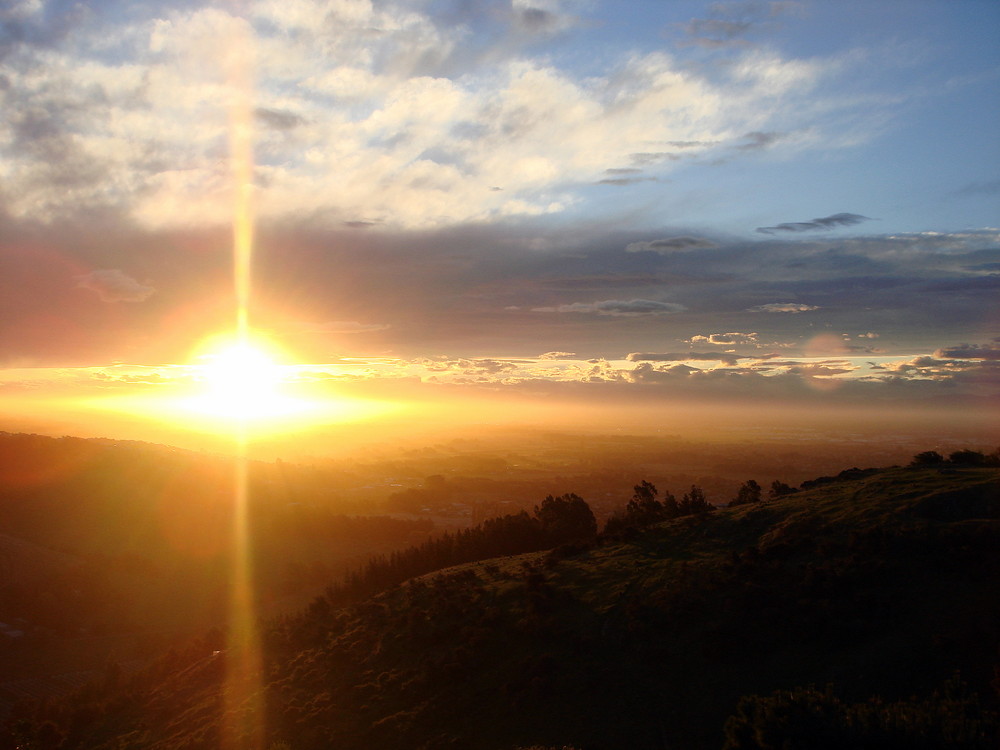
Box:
[1,438,998,748]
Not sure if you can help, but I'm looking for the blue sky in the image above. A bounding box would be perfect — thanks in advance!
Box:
[0,0,997,418]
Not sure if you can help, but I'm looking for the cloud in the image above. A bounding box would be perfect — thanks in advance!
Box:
[688,332,760,346]
[598,167,657,186]
[513,5,566,34]
[737,131,784,150]
[627,351,742,366]
[953,178,1000,197]
[306,321,391,335]
[597,176,658,186]
[0,2,885,230]
[935,342,1000,361]
[756,213,872,234]
[532,299,686,316]
[784,362,856,377]
[629,152,681,165]
[627,362,702,382]
[625,236,718,253]
[538,351,578,360]
[747,302,819,313]
[75,270,155,303]
[420,357,522,382]
[255,108,305,131]
[679,1,803,48]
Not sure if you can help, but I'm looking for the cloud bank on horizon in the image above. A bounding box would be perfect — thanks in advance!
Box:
[0,0,997,406]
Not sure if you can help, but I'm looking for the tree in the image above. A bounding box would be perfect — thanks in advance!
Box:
[679,485,713,515]
[768,480,797,499]
[534,493,597,543]
[910,450,944,467]
[949,449,986,466]
[729,480,762,507]
[626,480,664,524]
[661,488,680,518]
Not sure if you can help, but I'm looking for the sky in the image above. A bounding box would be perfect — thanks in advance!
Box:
[0,0,998,446]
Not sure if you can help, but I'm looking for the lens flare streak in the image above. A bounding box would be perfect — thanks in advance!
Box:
[222,20,265,750]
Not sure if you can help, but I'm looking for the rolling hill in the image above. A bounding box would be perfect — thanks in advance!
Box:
[3,459,999,749]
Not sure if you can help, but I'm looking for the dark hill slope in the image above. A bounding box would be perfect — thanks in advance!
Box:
[5,466,999,750]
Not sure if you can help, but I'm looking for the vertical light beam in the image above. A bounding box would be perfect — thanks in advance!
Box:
[231,56,254,346]
[222,16,265,750]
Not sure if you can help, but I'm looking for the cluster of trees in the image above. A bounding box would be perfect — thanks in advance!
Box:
[325,493,597,606]
[603,481,714,534]
[728,479,798,507]
[910,449,1000,468]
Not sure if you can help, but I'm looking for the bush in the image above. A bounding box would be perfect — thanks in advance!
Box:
[723,676,998,749]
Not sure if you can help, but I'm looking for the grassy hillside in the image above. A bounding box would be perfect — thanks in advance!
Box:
[0,433,435,691]
[4,463,999,749]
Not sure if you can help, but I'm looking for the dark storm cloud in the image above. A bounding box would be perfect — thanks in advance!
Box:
[627,351,742,366]
[756,213,871,234]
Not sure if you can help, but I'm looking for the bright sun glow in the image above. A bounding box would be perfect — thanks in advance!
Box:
[69,334,401,440]
[184,338,305,421]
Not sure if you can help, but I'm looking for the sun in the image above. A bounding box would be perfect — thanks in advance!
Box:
[182,335,309,423]
[71,332,401,440]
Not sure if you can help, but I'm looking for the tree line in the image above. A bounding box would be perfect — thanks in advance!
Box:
[319,446,999,607]
[325,493,598,606]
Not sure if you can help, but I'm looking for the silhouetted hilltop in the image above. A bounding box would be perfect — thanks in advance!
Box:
[5,459,997,749]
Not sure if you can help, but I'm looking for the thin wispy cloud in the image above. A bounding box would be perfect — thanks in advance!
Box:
[688,332,760,346]
[627,351,743,366]
[532,299,687,316]
[625,236,718,253]
[756,213,872,234]
[75,270,155,303]
[747,303,820,313]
